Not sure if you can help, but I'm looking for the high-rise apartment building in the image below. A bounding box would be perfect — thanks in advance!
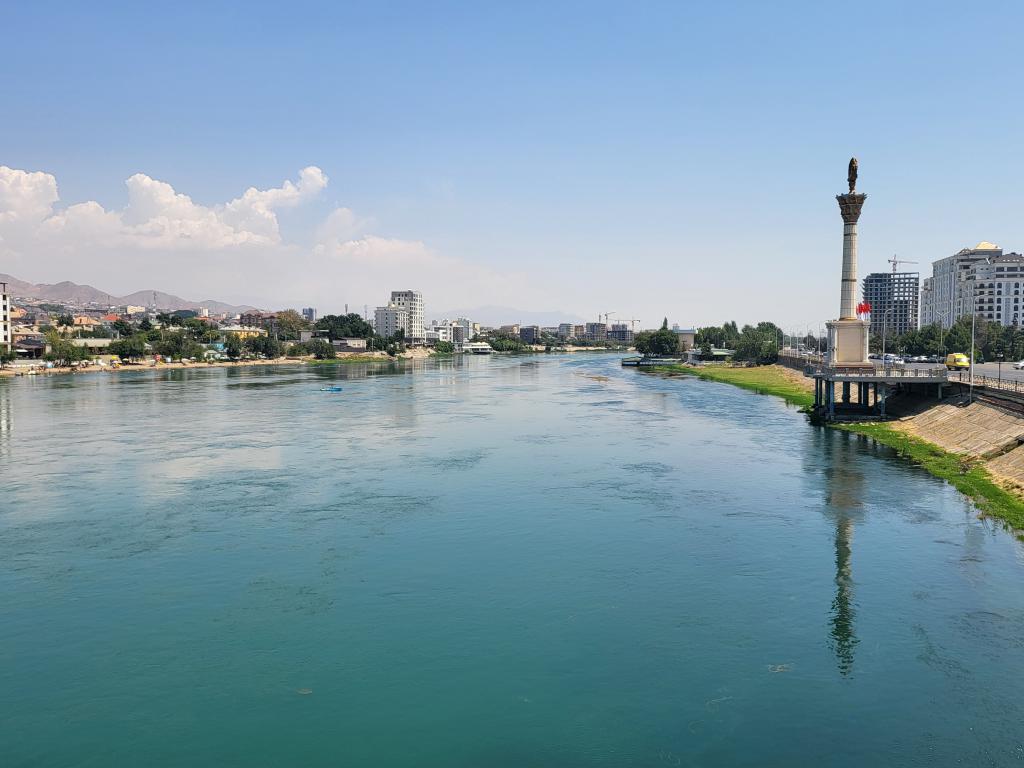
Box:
[608,323,634,343]
[374,303,409,339]
[302,307,317,323]
[969,251,1024,326]
[389,291,424,344]
[1,282,10,352]
[862,272,919,339]
[920,242,1002,328]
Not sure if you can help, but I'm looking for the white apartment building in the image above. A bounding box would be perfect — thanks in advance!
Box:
[1,283,10,352]
[920,241,1002,328]
[970,251,1024,326]
[375,303,410,339]
[389,290,424,344]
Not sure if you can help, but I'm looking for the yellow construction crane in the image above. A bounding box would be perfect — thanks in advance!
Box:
[888,254,918,273]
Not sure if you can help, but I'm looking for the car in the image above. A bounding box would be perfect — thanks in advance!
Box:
[1013,360,1024,370]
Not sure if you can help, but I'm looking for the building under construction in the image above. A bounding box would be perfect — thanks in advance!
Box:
[862,271,919,339]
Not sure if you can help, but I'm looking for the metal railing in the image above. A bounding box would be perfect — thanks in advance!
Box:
[804,364,949,379]
[954,370,1024,394]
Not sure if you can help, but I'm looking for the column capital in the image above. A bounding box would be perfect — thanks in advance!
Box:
[836,193,866,224]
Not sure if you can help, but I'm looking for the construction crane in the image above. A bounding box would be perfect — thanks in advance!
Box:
[625,317,640,333]
[888,254,918,273]
[602,311,616,325]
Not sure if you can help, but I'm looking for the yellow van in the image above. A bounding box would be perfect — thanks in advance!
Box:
[945,353,969,370]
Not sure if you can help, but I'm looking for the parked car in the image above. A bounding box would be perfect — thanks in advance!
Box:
[945,353,970,370]
[1013,360,1024,370]
[882,353,904,365]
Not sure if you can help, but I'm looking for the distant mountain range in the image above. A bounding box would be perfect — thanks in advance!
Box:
[0,274,257,315]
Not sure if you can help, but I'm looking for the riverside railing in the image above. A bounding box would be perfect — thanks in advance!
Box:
[803,364,949,379]
[953,370,1024,394]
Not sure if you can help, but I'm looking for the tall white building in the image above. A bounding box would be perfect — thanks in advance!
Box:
[389,290,424,344]
[374,303,409,339]
[920,241,1002,328]
[970,251,1024,326]
[1,283,11,352]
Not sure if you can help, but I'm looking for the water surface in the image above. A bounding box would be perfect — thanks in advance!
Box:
[3,355,1023,766]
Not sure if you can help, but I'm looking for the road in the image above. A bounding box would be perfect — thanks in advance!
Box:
[903,360,1024,385]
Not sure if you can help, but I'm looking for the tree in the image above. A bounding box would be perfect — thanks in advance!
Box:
[224,334,243,360]
[153,330,205,360]
[0,348,16,368]
[635,327,679,356]
[183,318,220,343]
[44,331,89,367]
[274,309,310,340]
[109,335,147,361]
[434,340,454,354]
[57,313,74,327]
[315,313,373,340]
[244,334,282,359]
[139,317,153,332]
[308,338,336,359]
[112,319,133,338]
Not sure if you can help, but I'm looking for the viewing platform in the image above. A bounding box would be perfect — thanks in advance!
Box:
[805,363,949,422]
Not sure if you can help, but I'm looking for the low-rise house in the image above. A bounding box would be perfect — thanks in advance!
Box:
[332,337,367,352]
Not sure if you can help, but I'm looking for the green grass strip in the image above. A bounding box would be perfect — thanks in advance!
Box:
[648,364,815,409]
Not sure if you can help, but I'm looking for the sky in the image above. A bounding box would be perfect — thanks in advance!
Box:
[2,0,1024,330]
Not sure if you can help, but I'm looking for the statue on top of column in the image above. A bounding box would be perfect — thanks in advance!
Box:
[847,157,858,193]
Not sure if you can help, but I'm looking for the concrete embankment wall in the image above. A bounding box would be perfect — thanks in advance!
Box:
[898,396,1024,490]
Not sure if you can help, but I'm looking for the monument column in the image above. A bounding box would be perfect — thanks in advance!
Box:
[837,193,866,320]
[826,158,871,367]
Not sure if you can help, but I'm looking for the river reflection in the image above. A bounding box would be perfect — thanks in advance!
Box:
[819,431,864,676]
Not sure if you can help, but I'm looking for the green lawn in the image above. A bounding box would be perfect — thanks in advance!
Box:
[650,364,815,409]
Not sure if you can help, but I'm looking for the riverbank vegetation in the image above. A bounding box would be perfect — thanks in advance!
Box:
[651,363,814,409]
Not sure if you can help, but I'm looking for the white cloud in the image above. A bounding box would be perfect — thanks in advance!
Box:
[0,163,535,315]
[0,164,328,251]
[0,166,59,225]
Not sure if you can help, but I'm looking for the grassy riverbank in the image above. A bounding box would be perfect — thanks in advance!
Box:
[648,363,1024,532]
[651,364,815,409]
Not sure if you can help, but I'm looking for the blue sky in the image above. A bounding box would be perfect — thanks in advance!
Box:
[2,1,1023,329]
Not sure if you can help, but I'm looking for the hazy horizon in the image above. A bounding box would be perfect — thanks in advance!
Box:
[3,2,1023,332]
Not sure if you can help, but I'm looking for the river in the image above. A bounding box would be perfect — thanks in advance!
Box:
[2,354,1023,766]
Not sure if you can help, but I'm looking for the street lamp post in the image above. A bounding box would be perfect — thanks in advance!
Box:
[881,308,894,369]
[970,311,976,403]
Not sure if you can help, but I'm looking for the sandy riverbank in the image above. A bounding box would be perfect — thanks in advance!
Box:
[0,349,432,378]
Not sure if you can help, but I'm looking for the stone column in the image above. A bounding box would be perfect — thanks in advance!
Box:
[836,193,867,320]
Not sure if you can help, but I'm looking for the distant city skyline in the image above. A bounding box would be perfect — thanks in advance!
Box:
[3,2,1024,330]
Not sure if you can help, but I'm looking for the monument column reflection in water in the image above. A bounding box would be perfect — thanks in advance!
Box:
[821,432,864,676]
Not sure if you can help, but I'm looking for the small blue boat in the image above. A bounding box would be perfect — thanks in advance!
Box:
[319,385,344,392]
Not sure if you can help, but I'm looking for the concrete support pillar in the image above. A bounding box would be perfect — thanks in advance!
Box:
[842,381,851,404]
[879,383,887,418]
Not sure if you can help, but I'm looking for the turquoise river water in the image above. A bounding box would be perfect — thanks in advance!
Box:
[2,354,1024,766]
